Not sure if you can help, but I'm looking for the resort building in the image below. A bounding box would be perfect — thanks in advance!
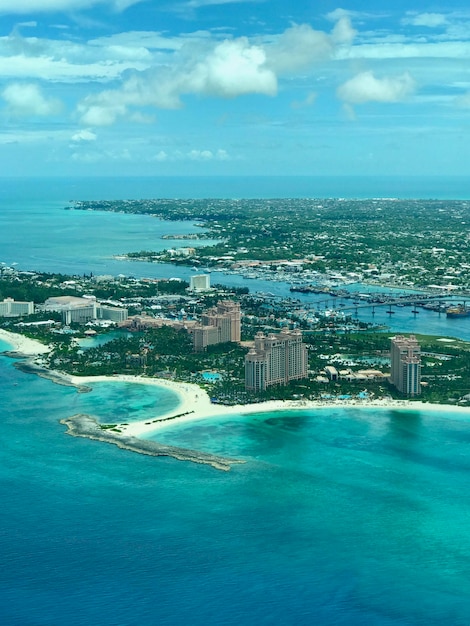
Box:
[0,298,34,317]
[44,296,127,325]
[192,325,221,352]
[245,329,308,392]
[44,296,97,324]
[189,274,211,292]
[193,300,241,351]
[96,305,128,323]
[390,335,422,396]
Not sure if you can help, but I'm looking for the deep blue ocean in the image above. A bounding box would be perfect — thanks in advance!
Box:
[2,176,470,625]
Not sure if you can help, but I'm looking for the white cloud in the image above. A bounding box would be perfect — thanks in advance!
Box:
[186,38,276,98]
[77,36,277,124]
[78,102,127,125]
[266,24,333,74]
[325,8,380,22]
[188,149,213,160]
[291,91,317,109]
[403,13,449,28]
[331,16,357,46]
[0,31,152,82]
[2,82,62,115]
[71,128,97,141]
[184,0,260,7]
[150,148,229,162]
[0,0,143,15]
[75,20,359,126]
[153,150,168,161]
[71,146,132,162]
[88,31,185,52]
[0,127,72,143]
[187,148,230,160]
[337,71,416,104]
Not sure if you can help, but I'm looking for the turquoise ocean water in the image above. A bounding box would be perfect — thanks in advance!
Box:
[2,177,470,624]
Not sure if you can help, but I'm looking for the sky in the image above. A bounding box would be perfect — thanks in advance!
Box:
[1,0,470,177]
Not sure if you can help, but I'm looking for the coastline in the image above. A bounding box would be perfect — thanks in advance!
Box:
[0,328,50,356]
[3,328,470,469]
[64,372,470,438]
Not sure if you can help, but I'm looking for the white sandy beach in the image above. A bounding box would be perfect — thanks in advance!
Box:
[64,372,470,439]
[2,329,470,437]
[0,328,50,355]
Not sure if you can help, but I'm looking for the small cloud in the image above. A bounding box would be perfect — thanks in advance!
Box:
[342,103,356,121]
[215,148,229,160]
[2,82,62,116]
[331,16,357,46]
[71,151,103,163]
[71,128,97,142]
[188,149,213,160]
[337,71,416,105]
[77,102,127,126]
[184,0,259,7]
[153,150,168,162]
[266,24,333,74]
[0,0,144,15]
[403,13,448,28]
[291,91,317,109]
[325,8,354,22]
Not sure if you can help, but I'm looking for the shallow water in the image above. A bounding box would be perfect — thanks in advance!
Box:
[2,177,470,624]
[1,349,470,625]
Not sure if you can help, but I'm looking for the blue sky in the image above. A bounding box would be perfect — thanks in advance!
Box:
[1,0,470,177]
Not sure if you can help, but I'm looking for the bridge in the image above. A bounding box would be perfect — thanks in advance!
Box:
[298,292,456,315]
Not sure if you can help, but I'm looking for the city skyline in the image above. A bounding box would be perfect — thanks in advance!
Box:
[1,1,470,177]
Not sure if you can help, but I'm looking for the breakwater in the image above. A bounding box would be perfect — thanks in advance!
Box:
[13,360,92,392]
[61,414,245,472]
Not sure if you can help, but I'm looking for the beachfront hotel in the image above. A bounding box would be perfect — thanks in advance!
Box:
[43,296,128,325]
[390,335,422,396]
[0,297,34,317]
[245,329,308,392]
[193,300,241,351]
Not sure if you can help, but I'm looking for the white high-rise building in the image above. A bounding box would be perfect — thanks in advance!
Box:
[44,296,97,325]
[0,298,34,317]
[189,274,211,292]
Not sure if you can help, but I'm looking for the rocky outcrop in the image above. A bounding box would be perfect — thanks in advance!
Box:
[61,414,244,472]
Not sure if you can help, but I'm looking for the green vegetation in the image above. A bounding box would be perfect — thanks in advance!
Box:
[73,198,470,290]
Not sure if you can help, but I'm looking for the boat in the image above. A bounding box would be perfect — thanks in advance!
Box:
[446,305,470,318]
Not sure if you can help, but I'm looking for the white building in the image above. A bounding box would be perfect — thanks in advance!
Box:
[96,305,128,323]
[0,298,34,317]
[44,296,97,325]
[189,274,211,292]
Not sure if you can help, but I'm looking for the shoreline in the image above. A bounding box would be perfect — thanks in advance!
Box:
[0,328,50,356]
[63,372,470,439]
[3,328,470,469]
[60,414,244,471]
